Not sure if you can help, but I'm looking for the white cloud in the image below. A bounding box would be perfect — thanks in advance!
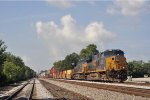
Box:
[36,14,115,61]
[107,0,149,16]
[85,22,115,43]
[46,0,73,8]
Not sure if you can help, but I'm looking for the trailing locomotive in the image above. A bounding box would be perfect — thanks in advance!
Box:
[50,49,127,82]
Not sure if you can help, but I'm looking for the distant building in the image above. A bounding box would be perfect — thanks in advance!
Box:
[38,70,49,78]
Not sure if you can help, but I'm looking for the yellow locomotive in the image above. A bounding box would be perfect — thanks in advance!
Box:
[52,49,127,82]
[73,49,127,82]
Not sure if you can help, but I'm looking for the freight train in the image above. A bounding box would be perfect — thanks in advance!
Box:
[49,49,127,82]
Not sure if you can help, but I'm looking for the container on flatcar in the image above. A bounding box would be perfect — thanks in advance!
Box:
[48,69,53,78]
[59,71,63,79]
[62,71,66,79]
[50,67,59,78]
[55,72,59,79]
[66,69,73,79]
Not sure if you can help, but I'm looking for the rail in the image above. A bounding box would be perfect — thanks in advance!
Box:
[28,79,35,100]
[5,79,35,100]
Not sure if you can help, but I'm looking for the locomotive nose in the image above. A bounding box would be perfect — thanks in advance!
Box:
[120,66,125,70]
[115,56,120,61]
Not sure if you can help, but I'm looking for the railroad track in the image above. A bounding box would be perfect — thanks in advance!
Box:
[52,79,150,98]
[39,79,91,100]
[124,81,150,86]
[5,79,35,100]
[39,80,66,100]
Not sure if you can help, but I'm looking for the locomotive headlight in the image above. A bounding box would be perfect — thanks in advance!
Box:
[122,66,125,69]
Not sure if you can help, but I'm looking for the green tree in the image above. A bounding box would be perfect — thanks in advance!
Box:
[24,66,31,79]
[3,61,20,83]
[17,67,26,81]
[86,44,99,56]
[53,53,80,70]
[127,62,134,76]
[53,44,99,70]
[53,60,63,69]
[128,60,144,77]
[0,40,7,67]
[4,53,25,67]
[80,44,99,59]
[0,39,35,86]
[0,40,7,86]
[64,52,79,69]
[80,49,88,59]
[143,63,150,76]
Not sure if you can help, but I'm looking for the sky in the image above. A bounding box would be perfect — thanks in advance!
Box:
[0,0,150,72]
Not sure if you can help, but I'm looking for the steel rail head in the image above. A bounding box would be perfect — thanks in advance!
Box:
[27,79,35,100]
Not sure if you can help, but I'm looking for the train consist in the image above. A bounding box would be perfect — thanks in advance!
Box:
[49,49,128,82]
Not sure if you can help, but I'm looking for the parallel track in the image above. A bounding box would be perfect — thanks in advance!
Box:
[40,80,66,100]
[40,79,91,100]
[53,79,150,98]
[5,79,35,100]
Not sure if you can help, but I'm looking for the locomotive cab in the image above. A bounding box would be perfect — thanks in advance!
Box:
[103,49,127,82]
[104,49,127,70]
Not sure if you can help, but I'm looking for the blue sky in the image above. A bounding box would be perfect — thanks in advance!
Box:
[0,0,150,72]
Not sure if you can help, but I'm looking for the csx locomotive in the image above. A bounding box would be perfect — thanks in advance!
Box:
[50,49,127,82]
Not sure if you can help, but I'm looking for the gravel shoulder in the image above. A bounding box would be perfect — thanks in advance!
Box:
[40,78,150,100]
[131,78,150,82]
[32,79,54,99]
[58,79,150,90]
[39,79,90,100]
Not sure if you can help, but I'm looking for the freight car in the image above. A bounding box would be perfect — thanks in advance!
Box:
[50,49,127,82]
[49,67,59,78]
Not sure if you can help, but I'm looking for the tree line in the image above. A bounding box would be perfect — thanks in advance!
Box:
[0,40,35,86]
[53,44,99,71]
[128,60,150,78]
[53,44,150,78]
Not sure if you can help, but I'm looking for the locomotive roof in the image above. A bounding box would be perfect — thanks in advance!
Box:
[102,49,124,53]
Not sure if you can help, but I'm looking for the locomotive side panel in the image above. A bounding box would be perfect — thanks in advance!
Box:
[96,57,106,71]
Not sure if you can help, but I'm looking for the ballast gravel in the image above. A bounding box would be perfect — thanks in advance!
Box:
[41,78,150,100]
[62,79,150,90]
[15,80,34,98]
[32,79,54,99]
[1,81,28,98]
[132,78,150,83]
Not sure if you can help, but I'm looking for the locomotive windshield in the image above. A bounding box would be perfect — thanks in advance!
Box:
[114,50,124,56]
[103,50,124,57]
